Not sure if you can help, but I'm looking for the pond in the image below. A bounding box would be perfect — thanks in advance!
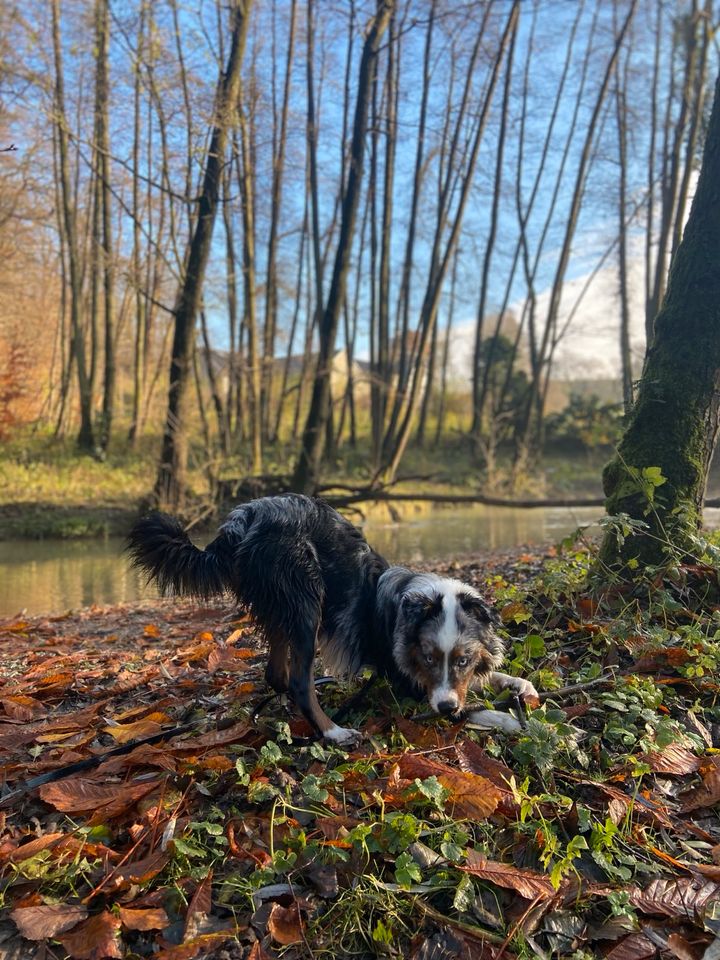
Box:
[3,504,719,617]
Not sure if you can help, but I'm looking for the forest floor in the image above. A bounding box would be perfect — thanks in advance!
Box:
[0,431,608,540]
[1,541,719,959]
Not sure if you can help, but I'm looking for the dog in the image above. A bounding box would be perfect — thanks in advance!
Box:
[127,494,537,744]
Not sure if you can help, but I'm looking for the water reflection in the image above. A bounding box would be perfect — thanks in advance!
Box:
[2,505,719,617]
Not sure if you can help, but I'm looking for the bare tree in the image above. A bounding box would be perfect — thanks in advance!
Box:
[292,0,394,495]
[154,0,252,510]
[51,0,95,453]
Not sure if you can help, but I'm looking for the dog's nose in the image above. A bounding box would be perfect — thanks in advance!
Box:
[437,700,457,716]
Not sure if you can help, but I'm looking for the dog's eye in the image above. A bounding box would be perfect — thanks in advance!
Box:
[424,654,435,665]
[456,657,469,668]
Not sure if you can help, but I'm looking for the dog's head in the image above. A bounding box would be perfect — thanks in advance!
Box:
[391,577,504,716]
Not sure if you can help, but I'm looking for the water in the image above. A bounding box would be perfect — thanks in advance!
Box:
[3,505,719,617]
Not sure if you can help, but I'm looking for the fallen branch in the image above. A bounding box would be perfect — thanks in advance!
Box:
[322,488,606,509]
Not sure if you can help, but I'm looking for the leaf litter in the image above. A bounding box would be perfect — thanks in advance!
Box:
[0,544,719,959]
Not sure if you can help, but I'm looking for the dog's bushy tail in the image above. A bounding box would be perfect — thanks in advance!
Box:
[126,512,227,598]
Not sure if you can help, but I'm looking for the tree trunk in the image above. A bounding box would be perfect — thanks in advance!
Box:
[615,48,633,414]
[291,0,394,495]
[600,74,720,568]
[262,0,296,441]
[95,0,115,454]
[238,98,263,474]
[154,0,252,511]
[51,0,95,453]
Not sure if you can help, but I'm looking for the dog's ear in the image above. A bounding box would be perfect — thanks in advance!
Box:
[458,592,499,626]
[401,592,442,626]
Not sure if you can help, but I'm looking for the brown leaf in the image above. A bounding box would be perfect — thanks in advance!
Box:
[184,870,213,942]
[171,721,250,750]
[103,718,164,743]
[154,931,239,960]
[666,932,701,960]
[117,905,169,931]
[396,753,500,820]
[605,933,658,960]
[643,744,701,775]
[39,776,161,815]
[268,902,305,946]
[680,760,720,812]
[455,739,518,810]
[2,695,47,721]
[109,848,171,887]
[581,780,673,829]
[630,876,720,919]
[11,903,88,940]
[394,716,449,749]
[247,942,273,960]
[98,743,178,774]
[58,910,122,959]
[686,712,713,749]
[1,832,65,864]
[459,848,556,900]
[207,646,253,673]
[0,618,31,633]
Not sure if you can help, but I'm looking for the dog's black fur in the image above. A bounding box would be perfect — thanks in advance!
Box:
[127,494,512,743]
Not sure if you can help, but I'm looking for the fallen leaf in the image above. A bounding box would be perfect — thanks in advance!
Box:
[1,832,65,864]
[11,903,88,940]
[667,932,701,960]
[58,910,122,959]
[144,624,161,637]
[108,848,170,887]
[268,901,305,946]
[208,646,253,673]
[680,760,720,812]
[395,716,449,749]
[171,721,250,750]
[117,905,169,931]
[500,601,531,624]
[2,695,47,721]
[98,743,178,774]
[605,933,658,960]
[103,718,164,743]
[397,754,500,820]
[630,876,720,919]
[184,870,213,941]
[0,619,31,633]
[39,777,161,815]
[247,942,273,960]
[643,744,701,775]
[154,930,240,959]
[458,848,556,900]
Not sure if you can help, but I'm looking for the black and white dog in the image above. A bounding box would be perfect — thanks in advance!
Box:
[127,495,536,744]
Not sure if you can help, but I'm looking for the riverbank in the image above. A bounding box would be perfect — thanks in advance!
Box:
[0,431,610,540]
[1,544,719,959]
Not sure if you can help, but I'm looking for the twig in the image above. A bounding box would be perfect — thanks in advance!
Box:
[539,674,617,702]
[418,901,505,945]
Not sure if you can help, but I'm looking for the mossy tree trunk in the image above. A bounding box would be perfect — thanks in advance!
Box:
[600,75,720,568]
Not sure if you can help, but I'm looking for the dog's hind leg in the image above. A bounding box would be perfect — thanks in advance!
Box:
[264,632,290,693]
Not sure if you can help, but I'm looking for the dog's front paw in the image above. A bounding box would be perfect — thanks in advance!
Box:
[490,672,540,706]
[464,709,523,735]
[323,724,362,747]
